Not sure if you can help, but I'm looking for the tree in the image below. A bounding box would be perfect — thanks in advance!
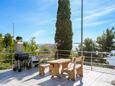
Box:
[55,0,73,58]
[106,27,115,51]
[3,33,13,51]
[23,37,39,53]
[30,37,38,52]
[97,27,115,52]
[23,41,31,52]
[0,33,3,51]
[97,34,106,51]
[83,38,96,51]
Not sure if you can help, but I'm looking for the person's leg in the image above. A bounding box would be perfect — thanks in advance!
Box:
[13,54,18,71]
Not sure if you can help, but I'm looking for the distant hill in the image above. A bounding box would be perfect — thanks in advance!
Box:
[39,44,56,49]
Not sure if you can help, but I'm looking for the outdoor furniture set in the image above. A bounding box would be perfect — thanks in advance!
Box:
[39,56,84,81]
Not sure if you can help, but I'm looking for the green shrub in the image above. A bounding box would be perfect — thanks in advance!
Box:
[0,62,12,70]
[0,53,13,70]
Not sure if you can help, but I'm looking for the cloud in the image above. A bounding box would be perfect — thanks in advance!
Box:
[14,12,56,26]
[84,6,115,21]
[72,5,115,29]
[31,29,54,38]
[36,0,58,11]
[34,18,55,26]
[41,0,57,4]
[31,30,46,37]
[73,6,115,21]
[84,20,112,27]
[31,29,55,44]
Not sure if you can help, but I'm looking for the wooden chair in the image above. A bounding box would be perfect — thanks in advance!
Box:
[75,56,85,77]
[62,56,84,81]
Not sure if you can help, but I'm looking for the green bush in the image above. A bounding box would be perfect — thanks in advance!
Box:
[0,62,12,70]
[0,53,13,70]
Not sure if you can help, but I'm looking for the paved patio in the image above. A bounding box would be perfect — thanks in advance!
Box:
[0,66,115,86]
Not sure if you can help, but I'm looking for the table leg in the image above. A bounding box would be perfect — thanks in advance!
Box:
[50,63,61,78]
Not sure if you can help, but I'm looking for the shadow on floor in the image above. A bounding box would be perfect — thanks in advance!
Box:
[38,76,83,86]
[21,71,83,86]
[0,68,38,84]
[0,68,83,86]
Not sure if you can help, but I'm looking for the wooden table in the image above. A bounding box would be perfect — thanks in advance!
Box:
[48,59,71,78]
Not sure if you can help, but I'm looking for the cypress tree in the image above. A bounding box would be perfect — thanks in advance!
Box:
[55,0,73,58]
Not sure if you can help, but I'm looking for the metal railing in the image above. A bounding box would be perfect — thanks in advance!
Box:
[55,50,115,70]
[78,51,115,70]
[0,51,54,70]
[0,50,115,70]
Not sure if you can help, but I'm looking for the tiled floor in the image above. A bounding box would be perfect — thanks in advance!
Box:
[0,66,115,86]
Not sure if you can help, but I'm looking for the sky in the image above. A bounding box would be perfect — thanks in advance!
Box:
[0,0,115,45]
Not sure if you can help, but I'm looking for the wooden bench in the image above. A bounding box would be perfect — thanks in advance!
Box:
[39,64,50,75]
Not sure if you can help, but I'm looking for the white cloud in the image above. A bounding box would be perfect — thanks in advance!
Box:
[84,20,112,27]
[34,18,55,26]
[31,29,55,44]
[72,5,115,29]
[31,29,54,38]
[74,6,115,21]
[36,0,58,11]
[31,30,46,37]
[84,6,115,20]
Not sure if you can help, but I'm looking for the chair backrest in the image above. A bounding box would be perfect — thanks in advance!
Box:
[76,56,85,64]
[67,57,75,68]
[73,56,85,69]
[68,56,85,69]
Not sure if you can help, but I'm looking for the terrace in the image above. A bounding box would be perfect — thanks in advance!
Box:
[0,65,115,86]
[0,0,115,86]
